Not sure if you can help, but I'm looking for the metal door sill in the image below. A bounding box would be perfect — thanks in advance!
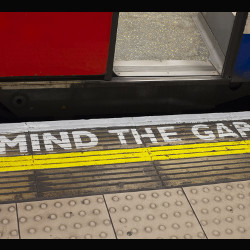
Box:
[113,60,219,77]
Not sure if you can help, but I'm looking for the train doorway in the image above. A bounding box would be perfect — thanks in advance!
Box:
[113,12,236,77]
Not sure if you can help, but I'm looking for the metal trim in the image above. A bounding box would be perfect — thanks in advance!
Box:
[222,12,249,79]
[193,13,225,74]
[104,12,119,81]
[0,75,226,90]
[113,60,219,77]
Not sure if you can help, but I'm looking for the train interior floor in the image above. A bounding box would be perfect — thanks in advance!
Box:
[114,12,210,62]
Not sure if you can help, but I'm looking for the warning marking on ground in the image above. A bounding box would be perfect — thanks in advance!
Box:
[1,139,250,172]
[1,112,250,203]
[0,113,250,173]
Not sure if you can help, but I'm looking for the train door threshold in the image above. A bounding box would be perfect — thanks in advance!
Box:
[1,111,250,239]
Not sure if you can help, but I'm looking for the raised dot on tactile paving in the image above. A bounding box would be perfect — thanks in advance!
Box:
[44,226,52,233]
[162,202,170,208]
[82,199,90,205]
[191,189,198,194]
[28,228,36,234]
[93,209,101,215]
[212,230,220,237]
[159,225,166,231]
[171,236,178,239]
[119,218,127,224]
[186,210,193,216]
[226,185,233,190]
[147,214,155,220]
[117,230,123,236]
[103,219,110,226]
[20,217,27,223]
[131,228,138,235]
[203,187,210,193]
[214,186,221,191]
[8,206,15,212]
[79,210,86,217]
[136,205,144,210]
[225,229,233,235]
[225,217,233,223]
[161,213,168,219]
[185,222,193,228]
[174,212,181,218]
[200,220,208,226]
[198,232,205,238]
[99,232,107,238]
[184,234,192,239]
[177,190,183,196]
[97,197,104,203]
[64,212,73,218]
[89,221,97,227]
[112,196,119,202]
[25,205,33,211]
[237,193,245,199]
[34,215,42,222]
[84,234,92,239]
[10,230,18,236]
[54,202,62,208]
[2,219,9,225]
[59,224,67,231]
[226,206,233,212]
[151,192,159,198]
[213,218,221,225]
[139,194,146,199]
[202,198,209,204]
[213,207,221,213]
[125,195,133,200]
[175,201,183,206]
[172,223,180,230]
[238,227,246,233]
[48,214,57,220]
[238,204,245,210]
[74,223,82,229]
[109,207,116,213]
[226,195,233,201]
[214,196,222,202]
[238,215,245,221]
[201,209,208,214]
[133,216,141,222]
[68,200,76,206]
[150,203,157,209]
[164,191,171,197]
[40,203,47,209]
[123,206,130,212]
[190,199,197,205]
[145,227,152,233]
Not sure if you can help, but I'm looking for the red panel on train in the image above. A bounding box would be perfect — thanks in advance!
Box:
[0,12,113,77]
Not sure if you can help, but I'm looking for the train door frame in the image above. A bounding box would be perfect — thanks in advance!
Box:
[106,12,248,82]
[0,12,249,122]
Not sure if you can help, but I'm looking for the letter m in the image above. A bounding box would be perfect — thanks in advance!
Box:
[0,135,28,154]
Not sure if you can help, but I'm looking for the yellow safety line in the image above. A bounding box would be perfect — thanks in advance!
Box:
[1,140,250,172]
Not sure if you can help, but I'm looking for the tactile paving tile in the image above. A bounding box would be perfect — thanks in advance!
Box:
[104,189,206,239]
[0,203,19,239]
[17,195,116,239]
[184,180,250,239]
